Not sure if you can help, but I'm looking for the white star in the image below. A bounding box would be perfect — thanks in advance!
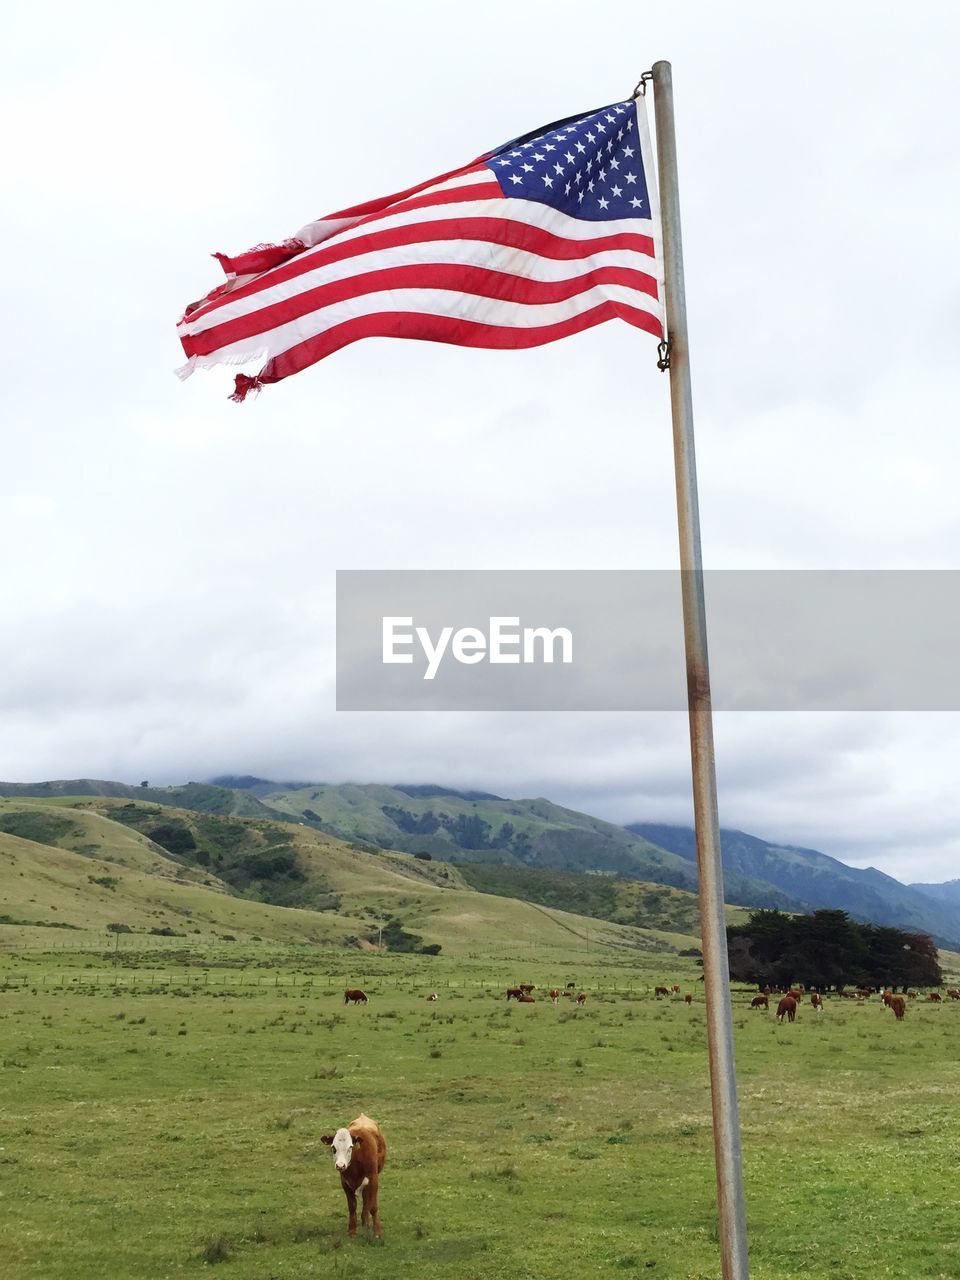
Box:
[596,121,606,132]
[533,152,545,161]
[617,129,624,141]
[575,140,586,153]
[542,173,553,187]
[522,162,534,172]
[606,139,614,153]
[577,190,585,203]
[615,105,625,114]
[598,196,609,209]
[605,113,616,123]
[509,173,523,185]
[574,170,582,184]
[630,196,644,209]
[623,145,635,158]
[609,156,620,170]
[587,178,594,192]
[564,151,574,163]
[598,167,606,181]
[625,119,633,131]
[498,159,511,167]
[585,131,595,143]
[544,143,555,152]
[511,150,522,157]
[625,171,637,184]
[611,184,622,197]
[564,181,571,195]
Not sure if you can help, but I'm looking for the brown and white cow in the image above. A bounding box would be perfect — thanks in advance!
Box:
[518,983,536,994]
[321,1113,387,1238]
[654,986,669,998]
[684,993,693,1005]
[425,993,438,1002]
[576,992,587,1005]
[751,995,769,1011]
[888,995,906,1021]
[505,987,524,1001]
[671,984,681,994]
[776,996,797,1023]
[344,988,368,1005]
[548,988,561,1005]
[947,988,960,1001]
[786,988,803,1003]
[518,993,536,1003]
[810,992,823,1013]
[927,992,942,1003]
[566,981,577,989]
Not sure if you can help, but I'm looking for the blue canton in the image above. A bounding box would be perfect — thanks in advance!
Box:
[484,101,651,223]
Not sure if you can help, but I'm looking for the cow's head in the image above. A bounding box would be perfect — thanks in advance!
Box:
[321,1127,365,1172]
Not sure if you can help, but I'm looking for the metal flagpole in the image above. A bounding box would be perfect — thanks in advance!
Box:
[649,60,750,1280]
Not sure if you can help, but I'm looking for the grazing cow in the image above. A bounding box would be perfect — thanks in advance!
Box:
[425,993,438,1002]
[927,992,942,1003]
[518,993,536,1003]
[654,986,669,998]
[518,983,536,994]
[684,993,693,1005]
[751,995,769,1011]
[947,989,959,1001]
[344,989,368,1005]
[810,992,823,1013]
[907,991,918,999]
[321,1112,387,1238]
[776,996,797,1023]
[566,981,577,988]
[888,995,906,1021]
[505,987,524,1001]
[671,984,681,994]
[786,988,803,1003]
[548,988,561,1005]
[576,992,587,1005]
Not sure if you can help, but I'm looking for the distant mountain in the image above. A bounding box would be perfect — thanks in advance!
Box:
[628,822,960,949]
[911,879,960,906]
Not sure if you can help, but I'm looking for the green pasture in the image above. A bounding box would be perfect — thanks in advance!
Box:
[0,945,958,1280]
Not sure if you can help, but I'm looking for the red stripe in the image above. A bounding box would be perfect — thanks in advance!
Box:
[238,302,663,395]
[214,162,488,276]
[185,216,658,328]
[182,263,660,358]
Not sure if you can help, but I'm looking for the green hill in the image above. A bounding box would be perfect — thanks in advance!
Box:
[0,798,705,959]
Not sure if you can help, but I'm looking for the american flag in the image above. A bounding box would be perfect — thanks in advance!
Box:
[176,97,664,401]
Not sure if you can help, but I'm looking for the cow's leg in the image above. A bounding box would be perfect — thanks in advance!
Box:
[343,1185,358,1236]
[360,1179,371,1228]
[367,1177,383,1238]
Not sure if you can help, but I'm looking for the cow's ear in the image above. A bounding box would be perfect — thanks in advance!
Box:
[352,1134,363,1147]
[321,1134,334,1146]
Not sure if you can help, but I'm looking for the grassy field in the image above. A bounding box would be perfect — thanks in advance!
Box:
[1,942,958,1280]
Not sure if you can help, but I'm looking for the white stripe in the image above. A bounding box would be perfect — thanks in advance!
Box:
[183,196,661,333]
[183,281,661,372]
[179,241,659,337]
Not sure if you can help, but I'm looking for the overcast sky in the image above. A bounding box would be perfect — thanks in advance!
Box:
[3,3,960,884]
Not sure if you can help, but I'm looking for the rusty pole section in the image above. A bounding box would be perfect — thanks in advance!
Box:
[650,60,750,1280]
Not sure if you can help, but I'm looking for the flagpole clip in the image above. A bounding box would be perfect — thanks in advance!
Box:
[656,339,671,372]
[633,70,654,98]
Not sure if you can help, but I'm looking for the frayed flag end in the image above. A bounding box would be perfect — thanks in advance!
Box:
[230,373,263,403]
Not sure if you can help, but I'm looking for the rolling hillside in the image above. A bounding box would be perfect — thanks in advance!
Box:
[0,797,703,958]
[628,822,960,948]
[227,780,801,912]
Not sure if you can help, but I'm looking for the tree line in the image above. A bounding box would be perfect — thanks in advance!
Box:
[726,909,942,990]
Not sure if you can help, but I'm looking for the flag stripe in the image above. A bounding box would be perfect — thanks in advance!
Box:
[184,281,662,375]
[182,240,657,336]
[184,262,660,356]
[182,211,657,335]
[253,301,663,388]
